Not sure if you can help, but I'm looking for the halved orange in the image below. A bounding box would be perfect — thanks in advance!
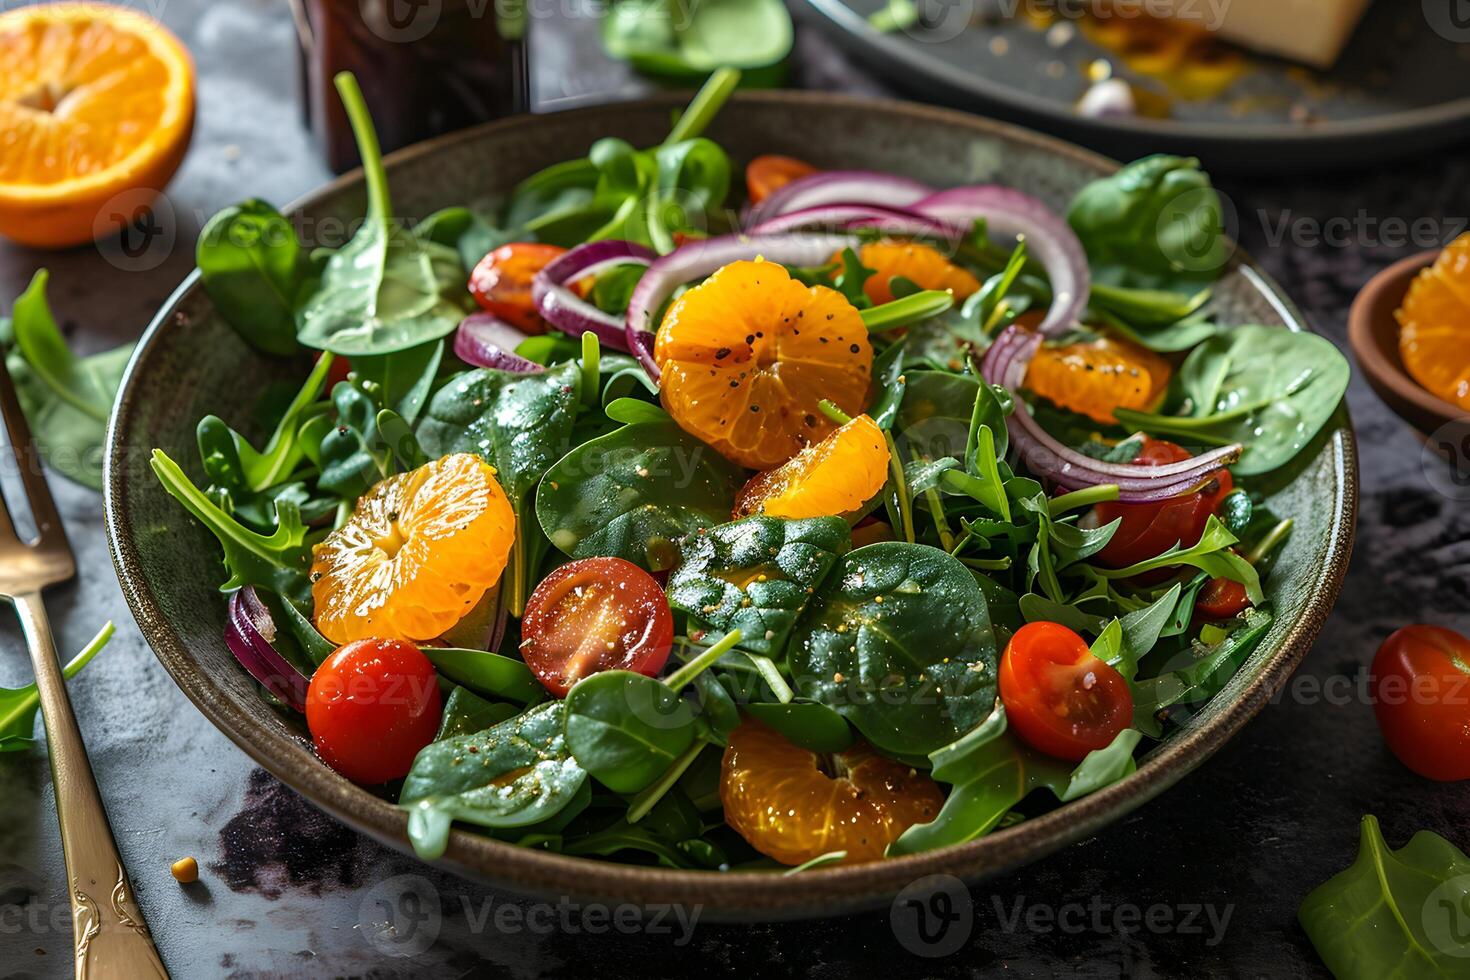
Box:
[733,413,889,519]
[1024,330,1172,425]
[1396,233,1470,411]
[720,718,943,865]
[655,259,873,470]
[0,3,195,247]
[855,241,981,306]
[311,453,515,645]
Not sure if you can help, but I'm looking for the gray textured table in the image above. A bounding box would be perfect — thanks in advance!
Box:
[1,3,1468,978]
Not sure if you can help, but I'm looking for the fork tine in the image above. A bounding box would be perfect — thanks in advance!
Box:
[0,355,66,549]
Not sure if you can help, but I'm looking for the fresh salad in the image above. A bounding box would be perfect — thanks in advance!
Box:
[152,68,1350,870]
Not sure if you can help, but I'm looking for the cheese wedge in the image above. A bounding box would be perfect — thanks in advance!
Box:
[1148,0,1374,68]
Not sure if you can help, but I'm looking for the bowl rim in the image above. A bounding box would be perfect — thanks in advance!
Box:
[104,88,1358,918]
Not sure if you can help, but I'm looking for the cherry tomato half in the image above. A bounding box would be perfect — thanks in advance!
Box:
[1195,575,1251,620]
[745,155,819,205]
[1371,625,1470,781]
[1092,438,1234,569]
[468,243,567,333]
[306,638,442,785]
[999,621,1133,762]
[521,557,675,697]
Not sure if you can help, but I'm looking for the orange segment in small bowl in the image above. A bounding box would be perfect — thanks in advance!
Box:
[311,453,515,645]
[856,241,981,306]
[733,414,889,519]
[655,259,873,470]
[1024,331,1172,425]
[1396,233,1470,411]
[0,2,195,248]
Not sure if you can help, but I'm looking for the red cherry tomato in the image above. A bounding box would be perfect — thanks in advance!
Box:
[1371,625,1470,781]
[314,351,352,390]
[468,243,567,333]
[521,557,675,697]
[1195,575,1251,620]
[1092,438,1234,569]
[306,639,443,785]
[999,621,1133,762]
[745,155,819,204]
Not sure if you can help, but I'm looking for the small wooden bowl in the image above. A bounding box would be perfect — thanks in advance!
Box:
[1349,250,1470,437]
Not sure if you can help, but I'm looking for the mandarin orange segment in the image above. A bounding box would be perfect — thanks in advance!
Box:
[311,453,515,645]
[0,3,195,247]
[1023,331,1172,425]
[856,241,982,306]
[733,414,889,519]
[1396,233,1470,411]
[720,718,943,865]
[655,259,873,470]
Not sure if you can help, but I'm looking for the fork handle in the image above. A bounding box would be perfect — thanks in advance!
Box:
[15,591,168,979]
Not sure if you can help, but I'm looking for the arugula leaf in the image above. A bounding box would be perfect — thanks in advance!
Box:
[2,270,134,490]
[788,542,997,756]
[0,622,113,752]
[1132,607,1273,735]
[535,419,742,571]
[1093,515,1262,604]
[833,247,877,309]
[1300,815,1470,980]
[667,516,851,657]
[351,339,444,426]
[401,701,587,860]
[1114,325,1350,477]
[315,378,393,499]
[296,74,468,355]
[197,199,307,355]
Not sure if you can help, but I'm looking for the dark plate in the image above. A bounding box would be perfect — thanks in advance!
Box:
[801,0,1470,171]
[104,90,1356,920]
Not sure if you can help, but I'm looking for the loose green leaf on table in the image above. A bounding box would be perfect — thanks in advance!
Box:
[0,621,113,752]
[197,198,307,355]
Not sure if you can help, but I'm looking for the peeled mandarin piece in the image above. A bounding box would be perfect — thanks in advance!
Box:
[719,718,943,866]
[1396,233,1470,410]
[655,259,873,470]
[733,414,889,519]
[1023,332,1173,425]
[856,241,982,306]
[311,453,515,644]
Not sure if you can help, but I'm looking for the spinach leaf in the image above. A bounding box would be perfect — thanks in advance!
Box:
[1114,325,1350,477]
[1067,154,1229,295]
[563,670,697,794]
[535,419,742,571]
[2,270,134,490]
[413,206,512,270]
[401,702,587,860]
[893,371,982,464]
[420,647,543,704]
[744,701,853,753]
[788,542,997,756]
[667,516,851,657]
[197,199,306,355]
[351,339,444,426]
[296,74,468,356]
[316,379,393,499]
[435,687,519,741]
[603,0,793,78]
[1300,815,1470,980]
[0,622,112,752]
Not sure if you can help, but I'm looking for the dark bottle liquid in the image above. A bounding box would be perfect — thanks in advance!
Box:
[292,0,527,173]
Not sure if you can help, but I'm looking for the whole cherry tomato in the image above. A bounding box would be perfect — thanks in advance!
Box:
[1092,438,1233,569]
[468,242,567,333]
[745,155,819,204]
[520,557,675,697]
[306,638,442,785]
[1371,625,1470,781]
[999,621,1133,762]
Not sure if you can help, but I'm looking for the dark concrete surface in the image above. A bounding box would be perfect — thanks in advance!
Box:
[0,2,1468,977]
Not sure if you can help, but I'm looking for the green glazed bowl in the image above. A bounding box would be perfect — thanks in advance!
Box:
[104,90,1356,920]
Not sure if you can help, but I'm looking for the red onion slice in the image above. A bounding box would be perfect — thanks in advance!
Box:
[624,233,859,381]
[914,186,1089,339]
[746,170,933,225]
[531,240,656,352]
[227,588,310,711]
[454,313,545,373]
[981,325,1241,502]
[749,204,965,240]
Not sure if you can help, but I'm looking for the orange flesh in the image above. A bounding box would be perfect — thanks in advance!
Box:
[1023,331,1172,425]
[733,414,889,519]
[1396,234,1470,411]
[856,241,982,307]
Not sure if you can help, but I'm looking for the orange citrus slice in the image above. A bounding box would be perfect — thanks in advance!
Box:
[0,2,195,247]
[655,259,873,470]
[311,453,515,645]
[720,718,943,865]
[733,414,889,519]
[855,241,982,306]
[1396,233,1470,411]
[1024,330,1172,425]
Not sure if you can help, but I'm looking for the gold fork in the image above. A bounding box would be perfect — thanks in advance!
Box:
[0,359,167,978]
